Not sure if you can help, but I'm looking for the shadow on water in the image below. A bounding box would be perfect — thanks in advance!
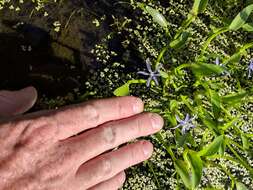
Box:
[0,21,82,97]
[0,0,145,99]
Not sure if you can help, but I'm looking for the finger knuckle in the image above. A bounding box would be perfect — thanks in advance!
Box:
[132,117,142,136]
[102,125,117,146]
[82,103,99,124]
[99,157,112,176]
[127,146,135,165]
[115,99,124,117]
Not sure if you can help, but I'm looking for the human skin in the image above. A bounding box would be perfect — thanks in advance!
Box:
[0,87,164,190]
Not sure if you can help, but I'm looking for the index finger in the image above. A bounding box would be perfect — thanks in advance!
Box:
[47,96,144,140]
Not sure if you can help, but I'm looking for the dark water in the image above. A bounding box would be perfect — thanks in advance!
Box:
[0,0,138,99]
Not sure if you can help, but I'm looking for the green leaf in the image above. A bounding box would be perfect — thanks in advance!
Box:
[201,27,228,53]
[222,91,248,105]
[192,0,209,14]
[242,22,253,31]
[199,113,219,134]
[229,4,253,31]
[198,135,224,157]
[175,131,188,147]
[236,181,248,190]
[159,70,169,78]
[145,6,168,30]
[241,134,250,150]
[167,115,177,126]
[174,160,192,189]
[224,51,243,64]
[224,42,253,64]
[187,151,203,188]
[113,83,130,96]
[191,63,225,77]
[170,32,190,49]
[113,79,146,97]
[219,139,226,156]
[169,100,178,112]
[209,90,221,118]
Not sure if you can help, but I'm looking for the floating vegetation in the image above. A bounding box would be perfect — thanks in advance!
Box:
[1,0,253,189]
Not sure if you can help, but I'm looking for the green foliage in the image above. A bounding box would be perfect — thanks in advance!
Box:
[190,63,225,77]
[113,83,130,96]
[112,1,253,189]
[170,32,190,49]
[138,3,169,32]
[187,151,203,188]
[198,136,224,157]
[229,4,253,31]
[192,0,209,15]
[236,181,248,190]
[3,0,253,189]
[113,79,146,96]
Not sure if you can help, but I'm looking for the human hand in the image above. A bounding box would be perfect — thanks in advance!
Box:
[0,87,164,190]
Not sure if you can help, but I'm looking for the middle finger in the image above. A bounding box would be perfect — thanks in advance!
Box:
[64,112,163,166]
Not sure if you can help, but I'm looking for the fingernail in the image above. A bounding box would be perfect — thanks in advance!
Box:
[151,114,164,129]
[142,141,153,157]
[133,98,143,113]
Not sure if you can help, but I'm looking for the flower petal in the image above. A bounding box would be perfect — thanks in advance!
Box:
[185,114,190,121]
[215,57,220,65]
[171,124,182,129]
[176,115,182,123]
[146,58,153,73]
[153,76,159,86]
[146,77,152,87]
[137,71,149,76]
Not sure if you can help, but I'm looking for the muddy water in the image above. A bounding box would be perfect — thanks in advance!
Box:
[0,0,130,99]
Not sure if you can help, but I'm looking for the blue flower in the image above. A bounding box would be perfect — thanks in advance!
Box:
[214,57,230,76]
[215,57,222,66]
[248,59,253,78]
[137,58,162,87]
[171,114,196,135]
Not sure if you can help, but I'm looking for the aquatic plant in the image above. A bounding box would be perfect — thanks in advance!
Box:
[1,0,253,189]
[137,58,162,87]
[112,0,253,189]
[172,114,196,135]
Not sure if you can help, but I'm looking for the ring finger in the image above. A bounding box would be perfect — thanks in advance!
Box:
[75,140,153,189]
[87,171,126,190]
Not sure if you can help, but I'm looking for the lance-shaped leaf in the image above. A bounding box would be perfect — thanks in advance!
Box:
[191,63,225,77]
[170,32,190,49]
[174,160,192,189]
[198,135,224,157]
[113,83,130,97]
[113,79,146,96]
[242,22,253,32]
[192,0,209,14]
[229,4,253,31]
[145,5,169,30]
[187,151,203,188]
[224,42,253,64]
[199,112,220,134]
[222,91,248,106]
[241,134,250,150]
[209,90,221,118]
